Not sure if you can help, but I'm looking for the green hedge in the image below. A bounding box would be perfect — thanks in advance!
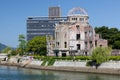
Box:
[109,56,120,60]
[33,56,120,63]
[33,56,45,60]
[75,56,91,60]
[53,56,91,60]
[33,56,91,61]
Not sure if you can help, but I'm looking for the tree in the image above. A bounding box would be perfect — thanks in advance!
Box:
[113,41,120,49]
[91,46,112,68]
[18,34,26,56]
[11,49,18,56]
[95,26,120,49]
[2,47,12,53]
[26,36,46,56]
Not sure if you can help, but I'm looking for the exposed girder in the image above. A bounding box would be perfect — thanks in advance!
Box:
[68,7,88,16]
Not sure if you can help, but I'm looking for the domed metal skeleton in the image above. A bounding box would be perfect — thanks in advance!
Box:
[68,7,88,16]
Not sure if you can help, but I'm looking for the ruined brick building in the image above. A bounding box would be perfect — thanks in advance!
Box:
[47,7,107,56]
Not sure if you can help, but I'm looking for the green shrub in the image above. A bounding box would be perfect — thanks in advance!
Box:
[109,56,120,61]
[53,56,91,61]
[41,59,47,66]
[11,50,18,56]
[7,54,11,59]
[33,55,45,60]
[91,47,111,64]
[86,61,92,66]
[41,57,55,66]
[48,58,55,66]
[54,56,72,60]
[75,56,91,60]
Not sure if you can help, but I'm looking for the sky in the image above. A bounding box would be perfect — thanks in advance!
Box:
[0,0,120,48]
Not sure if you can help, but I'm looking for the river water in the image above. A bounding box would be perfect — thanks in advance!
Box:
[0,65,120,80]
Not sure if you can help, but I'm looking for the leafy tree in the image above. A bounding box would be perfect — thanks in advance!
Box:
[11,50,18,56]
[18,34,26,56]
[26,36,46,56]
[2,47,12,53]
[95,26,120,49]
[91,46,112,68]
[113,41,120,49]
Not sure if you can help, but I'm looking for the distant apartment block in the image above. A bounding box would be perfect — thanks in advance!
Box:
[27,17,67,40]
[49,6,61,17]
[27,6,64,41]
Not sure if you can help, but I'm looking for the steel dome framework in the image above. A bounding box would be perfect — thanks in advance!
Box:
[68,7,88,16]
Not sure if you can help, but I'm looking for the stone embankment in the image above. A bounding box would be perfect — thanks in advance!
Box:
[1,58,120,75]
[26,66,120,75]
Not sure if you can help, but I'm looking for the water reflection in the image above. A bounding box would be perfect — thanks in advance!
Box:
[86,75,103,80]
[0,65,119,80]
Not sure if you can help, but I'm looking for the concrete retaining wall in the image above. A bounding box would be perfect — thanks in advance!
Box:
[4,58,120,69]
[2,59,120,75]
[99,61,120,69]
[53,61,120,69]
[29,60,43,66]
[54,61,86,67]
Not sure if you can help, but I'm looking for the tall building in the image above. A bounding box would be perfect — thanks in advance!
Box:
[49,6,61,17]
[27,6,64,41]
[27,17,67,41]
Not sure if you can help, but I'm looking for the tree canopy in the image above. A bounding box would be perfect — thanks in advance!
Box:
[18,34,26,55]
[2,47,12,53]
[91,46,111,64]
[26,36,46,56]
[95,26,120,49]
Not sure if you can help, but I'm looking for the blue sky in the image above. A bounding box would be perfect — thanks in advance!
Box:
[0,0,120,47]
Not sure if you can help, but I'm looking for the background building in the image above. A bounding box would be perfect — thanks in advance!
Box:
[27,17,67,40]
[49,6,61,17]
[27,6,65,41]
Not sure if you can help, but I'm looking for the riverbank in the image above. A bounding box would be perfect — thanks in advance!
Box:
[25,65,120,75]
[1,60,120,75]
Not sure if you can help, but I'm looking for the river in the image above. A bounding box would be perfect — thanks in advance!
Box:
[0,65,120,80]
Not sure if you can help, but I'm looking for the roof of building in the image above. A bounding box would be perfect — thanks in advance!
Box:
[68,7,88,16]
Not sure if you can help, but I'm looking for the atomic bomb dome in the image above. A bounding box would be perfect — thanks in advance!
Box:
[68,7,88,16]
[67,7,89,22]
